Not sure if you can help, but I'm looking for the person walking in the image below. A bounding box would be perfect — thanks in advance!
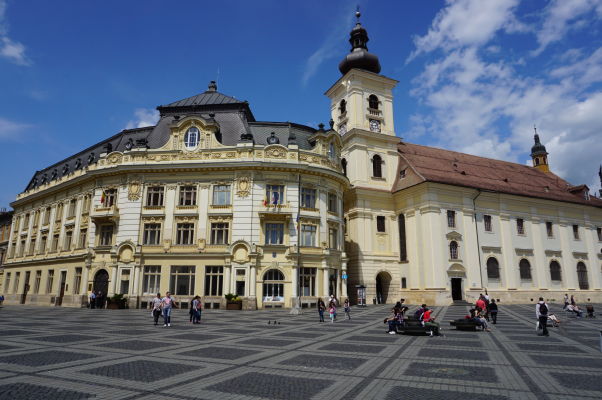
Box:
[536,297,549,337]
[317,298,326,322]
[192,296,201,324]
[570,295,576,306]
[95,291,104,309]
[489,299,498,324]
[344,299,351,320]
[89,291,96,309]
[328,301,336,323]
[150,293,162,326]
[563,294,569,310]
[161,292,177,327]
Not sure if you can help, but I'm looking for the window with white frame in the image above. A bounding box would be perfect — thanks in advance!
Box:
[299,267,316,296]
[46,270,54,294]
[39,235,47,253]
[55,203,63,221]
[175,223,195,245]
[146,186,164,207]
[519,259,531,280]
[68,199,77,218]
[34,270,41,294]
[73,267,82,294]
[184,127,199,149]
[329,227,338,249]
[486,257,500,279]
[51,235,59,252]
[99,225,113,246]
[4,273,10,294]
[13,272,20,293]
[170,266,196,295]
[212,185,231,205]
[204,266,223,296]
[265,223,284,245]
[327,193,338,213]
[28,238,36,255]
[78,229,87,248]
[43,207,51,225]
[179,186,197,206]
[376,216,386,233]
[263,269,284,302]
[63,230,73,251]
[142,266,161,294]
[120,269,130,294]
[266,185,284,205]
[301,188,316,208]
[301,224,317,247]
[549,261,561,281]
[143,223,161,245]
[210,222,229,245]
[572,224,579,240]
[101,189,116,207]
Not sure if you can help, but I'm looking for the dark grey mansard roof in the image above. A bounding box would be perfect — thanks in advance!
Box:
[24,86,318,192]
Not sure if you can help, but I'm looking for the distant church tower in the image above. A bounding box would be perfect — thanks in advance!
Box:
[530,128,550,173]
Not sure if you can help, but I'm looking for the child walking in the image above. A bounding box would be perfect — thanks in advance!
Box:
[329,302,336,323]
[344,299,351,320]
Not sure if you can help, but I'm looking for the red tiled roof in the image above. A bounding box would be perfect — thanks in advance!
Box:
[394,142,602,208]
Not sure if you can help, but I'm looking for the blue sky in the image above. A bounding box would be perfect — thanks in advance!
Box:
[1,0,601,208]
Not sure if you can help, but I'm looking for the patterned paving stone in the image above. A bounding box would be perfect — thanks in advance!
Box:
[319,342,386,354]
[0,383,91,400]
[532,355,602,368]
[516,343,586,353]
[418,348,490,361]
[0,350,96,367]
[429,339,483,348]
[180,346,260,360]
[35,334,101,343]
[206,371,331,400]
[281,354,367,370]
[81,360,197,382]
[550,372,602,391]
[102,340,174,351]
[347,334,401,343]
[405,361,498,382]
[385,386,509,400]
[2,329,37,336]
[168,333,222,341]
[273,331,317,338]
[238,338,298,347]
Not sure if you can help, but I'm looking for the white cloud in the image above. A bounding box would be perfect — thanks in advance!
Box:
[408,0,521,61]
[125,108,159,129]
[533,0,602,56]
[0,0,31,66]
[301,5,356,85]
[406,0,602,192]
[0,116,32,140]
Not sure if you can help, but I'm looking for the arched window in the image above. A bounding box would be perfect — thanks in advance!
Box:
[398,214,407,261]
[449,241,458,260]
[263,269,284,302]
[577,262,588,289]
[486,257,500,279]
[372,154,383,178]
[341,158,347,176]
[519,259,532,280]
[339,99,347,114]
[368,94,379,110]
[184,127,199,149]
[549,261,562,281]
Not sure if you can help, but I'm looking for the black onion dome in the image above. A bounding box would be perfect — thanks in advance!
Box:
[338,11,381,75]
[530,133,548,156]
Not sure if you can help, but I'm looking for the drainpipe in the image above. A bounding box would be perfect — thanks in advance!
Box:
[472,189,484,290]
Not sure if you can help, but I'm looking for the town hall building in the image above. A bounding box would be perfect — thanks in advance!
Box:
[2,12,602,308]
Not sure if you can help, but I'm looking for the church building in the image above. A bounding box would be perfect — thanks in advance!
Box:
[2,12,602,308]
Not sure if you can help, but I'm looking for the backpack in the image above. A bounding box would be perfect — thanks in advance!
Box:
[539,303,548,315]
[414,309,423,319]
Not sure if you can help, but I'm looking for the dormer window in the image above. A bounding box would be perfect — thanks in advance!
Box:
[368,94,379,110]
[184,127,199,149]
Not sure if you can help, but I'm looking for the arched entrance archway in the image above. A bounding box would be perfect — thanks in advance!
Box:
[93,269,109,296]
[375,271,392,304]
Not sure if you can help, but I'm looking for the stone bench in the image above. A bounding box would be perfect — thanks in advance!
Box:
[449,319,479,331]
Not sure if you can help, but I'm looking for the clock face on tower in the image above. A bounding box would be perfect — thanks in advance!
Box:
[369,119,381,133]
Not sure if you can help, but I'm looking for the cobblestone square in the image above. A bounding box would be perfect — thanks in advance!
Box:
[0,303,601,399]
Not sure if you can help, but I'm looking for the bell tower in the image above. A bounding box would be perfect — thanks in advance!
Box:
[530,127,550,173]
[325,10,400,188]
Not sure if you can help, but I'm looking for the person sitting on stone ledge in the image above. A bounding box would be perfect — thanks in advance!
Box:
[384,307,403,334]
[422,307,441,336]
[585,305,595,318]
[566,304,583,318]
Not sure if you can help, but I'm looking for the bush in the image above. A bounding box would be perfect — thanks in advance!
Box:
[225,293,241,302]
